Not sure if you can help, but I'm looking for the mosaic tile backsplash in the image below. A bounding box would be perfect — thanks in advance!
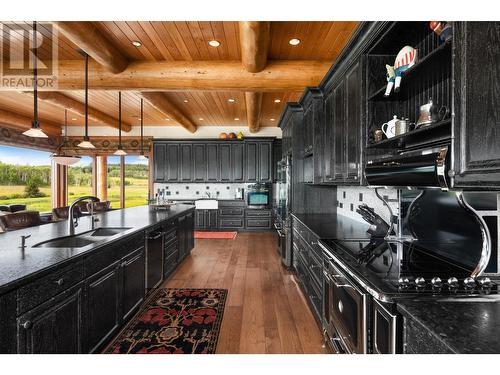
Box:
[153,183,247,200]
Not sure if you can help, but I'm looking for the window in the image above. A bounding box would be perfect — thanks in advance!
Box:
[124,155,149,208]
[107,156,122,209]
[0,145,52,213]
[67,156,93,204]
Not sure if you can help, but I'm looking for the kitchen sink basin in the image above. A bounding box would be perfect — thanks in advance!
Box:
[87,227,132,237]
[195,199,218,210]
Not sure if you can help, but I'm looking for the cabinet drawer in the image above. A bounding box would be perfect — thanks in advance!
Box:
[218,200,246,207]
[164,240,178,258]
[245,209,271,217]
[219,208,245,217]
[17,260,84,314]
[245,218,271,228]
[164,251,178,277]
[219,218,244,228]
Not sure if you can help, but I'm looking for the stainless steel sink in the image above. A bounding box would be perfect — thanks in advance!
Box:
[33,227,132,248]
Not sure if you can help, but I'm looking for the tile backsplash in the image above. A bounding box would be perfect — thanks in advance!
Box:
[153,183,247,200]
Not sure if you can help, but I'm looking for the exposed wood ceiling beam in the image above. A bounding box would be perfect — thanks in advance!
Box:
[52,21,128,74]
[239,21,271,73]
[0,60,330,92]
[141,92,196,133]
[35,92,132,132]
[0,108,61,137]
[245,92,263,133]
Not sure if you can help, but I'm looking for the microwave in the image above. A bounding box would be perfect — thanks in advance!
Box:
[246,184,270,208]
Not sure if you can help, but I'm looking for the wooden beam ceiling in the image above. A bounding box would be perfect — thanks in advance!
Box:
[141,92,196,133]
[32,92,132,132]
[239,21,271,73]
[245,92,263,133]
[53,22,129,74]
[0,108,61,137]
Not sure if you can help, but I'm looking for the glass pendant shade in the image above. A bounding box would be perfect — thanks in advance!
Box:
[51,155,82,166]
[114,147,127,156]
[23,124,48,138]
[78,137,96,149]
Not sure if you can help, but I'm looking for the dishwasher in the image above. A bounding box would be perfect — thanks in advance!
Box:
[146,227,164,291]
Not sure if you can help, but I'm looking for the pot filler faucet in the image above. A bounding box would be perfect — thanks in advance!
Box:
[68,196,100,236]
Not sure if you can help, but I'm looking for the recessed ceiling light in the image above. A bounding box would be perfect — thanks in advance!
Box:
[288,38,301,46]
[270,118,275,122]
[165,118,170,121]
[72,118,77,121]
[234,117,240,121]
[274,99,281,103]
[208,40,220,47]
[228,98,235,103]
[131,40,142,47]
[183,99,189,103]
[199,118,204,121]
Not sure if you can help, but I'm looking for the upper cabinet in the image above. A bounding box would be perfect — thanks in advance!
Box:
[452,22,500,189]
[153,139,275,184]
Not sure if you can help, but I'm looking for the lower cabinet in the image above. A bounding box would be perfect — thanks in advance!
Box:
[245,209,272,230]
[121,248,146,321]
[17,283,84,354]
[194,209,218,230]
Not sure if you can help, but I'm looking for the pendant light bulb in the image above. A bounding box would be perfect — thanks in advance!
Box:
[24,22,48,139]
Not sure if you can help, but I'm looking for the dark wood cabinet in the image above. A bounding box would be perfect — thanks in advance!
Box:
[166,144,180,182]
[195,209,205,229]
[193,144,207,182]
[452,22,500,188]
[153,143,166,182]
[17,284,84,354]
[245,142,258,182]
[332,80,346,182]
[258,142,272,182]
[180,144,193,182]
[231,143,245,182]
[345,61,362,183]
[178,212,195,260]
[206,144,219,182]
[194,209,218,230]
[121,248,145,321]
[219,143,232,182]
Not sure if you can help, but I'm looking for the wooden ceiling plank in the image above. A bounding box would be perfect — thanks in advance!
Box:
[0,107,61,137]
[186,21,211,60]
[141,92,196,133]
[245,92,262,133]
[239,21,271,73]
[210,22,230,60]
[198,21,221,60]
[53,21,129,74]
[126,21,166,61]
[93,22,143,61]
[115,21,156,61]
[167,22,196,61]
[222,22,241,60]
[148,22,179,61]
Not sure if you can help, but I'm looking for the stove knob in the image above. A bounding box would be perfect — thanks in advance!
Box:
[464,277,477,289]
[478,277,492,288]
[398,277,410,288]
[431,277,443,288]
[447,277,459,288]
[415,277,426,288]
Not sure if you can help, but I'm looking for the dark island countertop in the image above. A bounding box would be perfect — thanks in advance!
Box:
[398,297,500,353]
[0,204,194,294]
[292,213,371,240]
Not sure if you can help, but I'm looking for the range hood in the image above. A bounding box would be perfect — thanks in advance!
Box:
[365,146,450,190]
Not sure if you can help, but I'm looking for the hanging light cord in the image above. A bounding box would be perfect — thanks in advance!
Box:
[140,98,144,153]
[118,91,122,147]
[32,21,38,127]
[84,53,89,138]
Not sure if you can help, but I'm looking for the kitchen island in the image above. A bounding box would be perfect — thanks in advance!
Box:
[0,204,195,354]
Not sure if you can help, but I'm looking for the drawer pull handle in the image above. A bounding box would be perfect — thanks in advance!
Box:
[22,321,32,329]
[54,278,65,286]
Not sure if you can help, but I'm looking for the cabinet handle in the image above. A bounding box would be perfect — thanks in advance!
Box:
[21,321,32,329]
[54,278,64,286]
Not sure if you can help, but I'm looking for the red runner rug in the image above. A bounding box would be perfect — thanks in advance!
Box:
[104,288,227,354]
[194,231,237,239]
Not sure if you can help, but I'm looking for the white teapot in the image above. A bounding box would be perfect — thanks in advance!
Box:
[381,115,400,139]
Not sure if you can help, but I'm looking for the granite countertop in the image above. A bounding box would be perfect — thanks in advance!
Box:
[292,213,371,240]
[398,297,500,353]
[0,204,194,294]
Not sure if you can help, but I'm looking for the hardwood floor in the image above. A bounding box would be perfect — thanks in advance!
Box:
[163,232,329,354]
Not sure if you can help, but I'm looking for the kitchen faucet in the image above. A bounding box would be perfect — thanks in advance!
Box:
[205,191,211,198]
[68,196,100,236]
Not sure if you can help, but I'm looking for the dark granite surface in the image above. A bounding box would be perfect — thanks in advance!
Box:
[0,204,194,294]
[398,297,500,353]
[292,213,371,240]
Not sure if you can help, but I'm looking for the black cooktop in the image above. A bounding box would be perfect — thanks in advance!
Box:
[321,238,497,298]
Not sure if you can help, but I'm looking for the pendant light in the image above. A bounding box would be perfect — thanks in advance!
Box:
[51,109,82,166]
[77,52,95,149]
[138,98,147,160]
[114,92,127,156]
[23,21,48,138]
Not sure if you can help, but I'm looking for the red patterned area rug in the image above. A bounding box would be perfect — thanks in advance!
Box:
[104,288,227,354]
[194,231,237,239]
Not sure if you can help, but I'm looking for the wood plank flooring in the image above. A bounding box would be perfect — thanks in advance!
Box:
[163,232,329,354]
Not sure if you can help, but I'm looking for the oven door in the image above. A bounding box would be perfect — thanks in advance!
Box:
[373,300,398,354]
[327,259,368,354]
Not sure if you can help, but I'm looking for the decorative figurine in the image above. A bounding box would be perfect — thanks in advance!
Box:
[384,45,417,96]
[237,131,244,140]
[429,21,453,43]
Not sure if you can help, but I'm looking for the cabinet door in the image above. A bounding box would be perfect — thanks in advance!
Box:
[85,262,121,353]
[193,144,207,182]
[323,91,335,183]
[17,284,83,354]
[121,248,145,321]
[207,210,219,229]
[453,22,500,188]
[153,143,166,182]
[231,143,245,182]
[333,80,346,181]
[245,142,258,182]
[258,142,272,182]
[186,212,195,252]
[219,143,232,182]
[206,144,220,182]
[166,144,180,182]
[180,144,193,182]
[345,61,362,183]
[177,216,187,260]
[195,210,205,229]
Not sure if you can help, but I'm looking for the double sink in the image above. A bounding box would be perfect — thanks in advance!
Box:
[33,227,132,248]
